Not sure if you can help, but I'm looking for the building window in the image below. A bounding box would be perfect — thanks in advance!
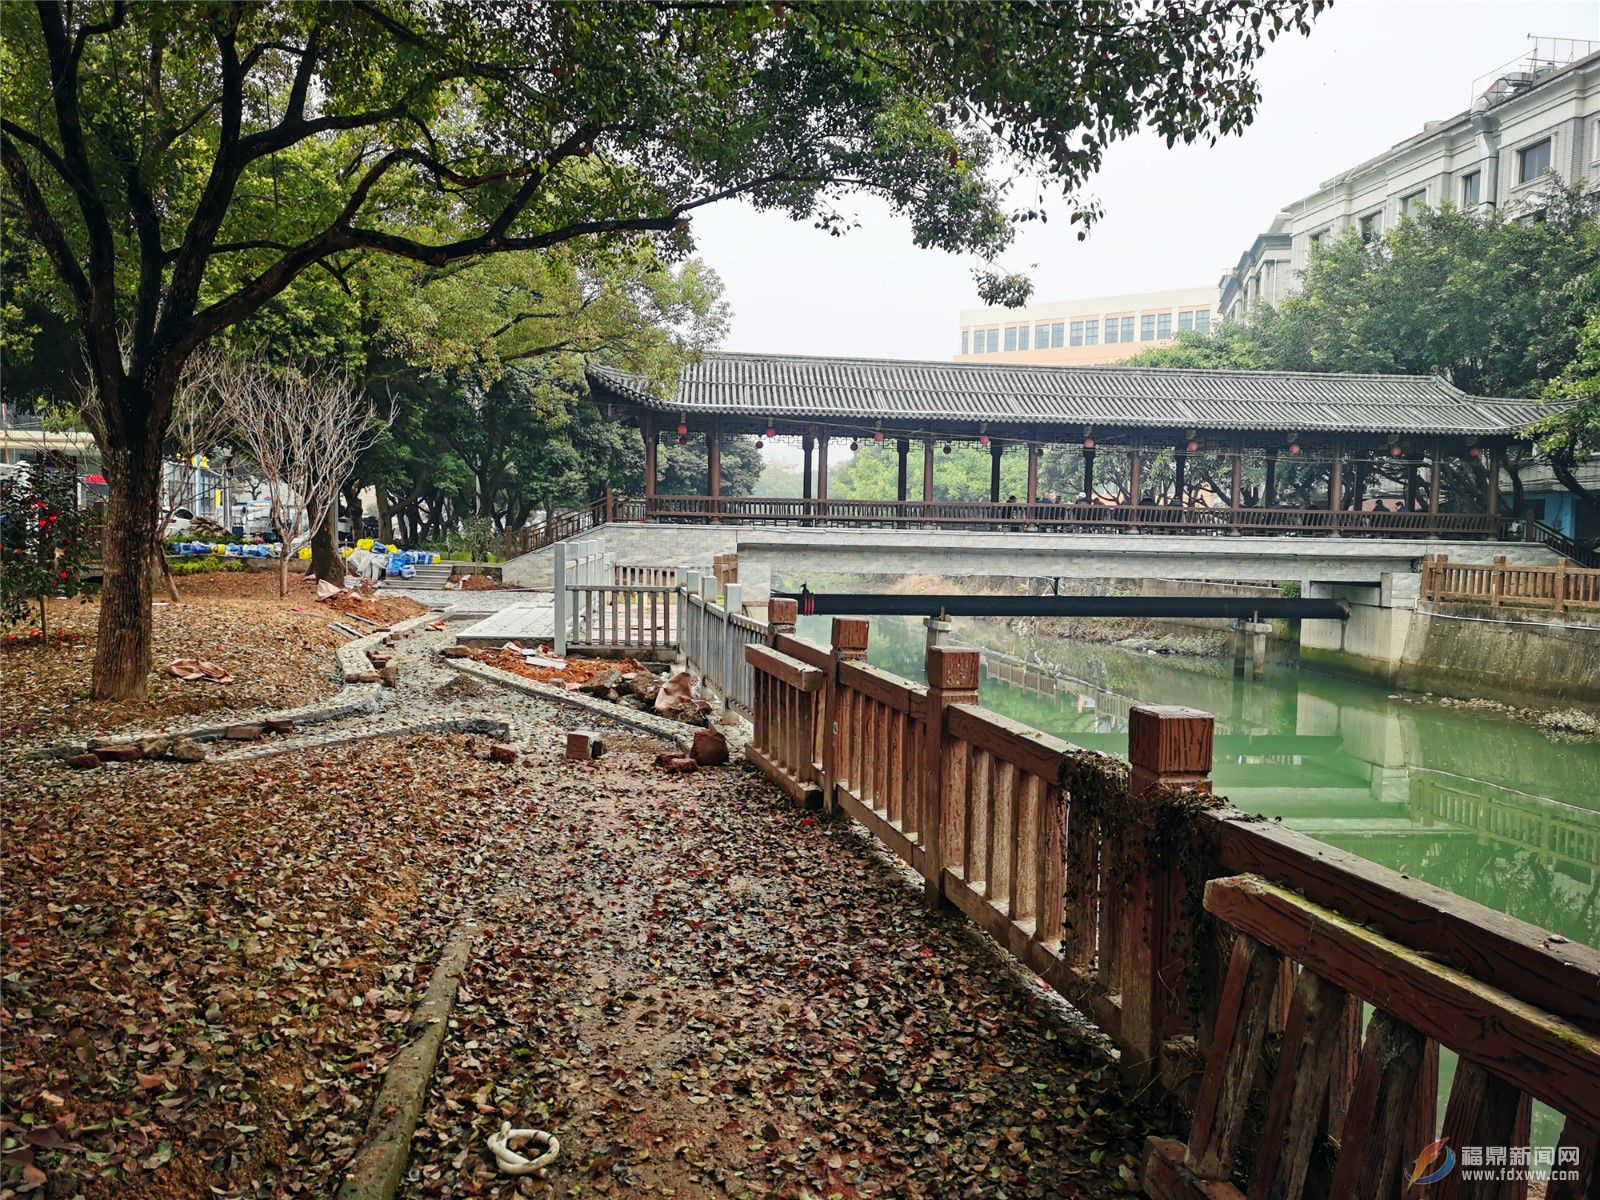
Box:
[1461,171,1481,207]
[1119,316,1134,342]
[1358,212,1382,242]
[1084,319,1099,346]
[1004,325,1018,352]
[1592,117,1600,164]
[1518,138,1551,184]
[1195,310,1211,333]
[1017,324,1030,351]
[1178,310,1194,332]
[1140,315,1156,341]
[1400,189,1427,217]
[1156,312,1173,339]
[1309,228,1327,246]
[1105,318,1121,345]
[1050,321,1064,348]
[960,330,969,356]
[1069,320,1084,347]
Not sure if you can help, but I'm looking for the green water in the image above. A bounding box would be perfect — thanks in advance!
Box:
[799,611,1600,947]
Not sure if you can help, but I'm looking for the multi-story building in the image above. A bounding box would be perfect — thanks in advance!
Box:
[955,286,1218,366]
[1221,38,1600,322]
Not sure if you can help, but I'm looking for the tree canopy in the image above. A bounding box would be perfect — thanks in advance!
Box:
[1,0,1325,697]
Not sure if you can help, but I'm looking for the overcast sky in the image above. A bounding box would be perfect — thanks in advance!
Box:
[689,1,1599,367]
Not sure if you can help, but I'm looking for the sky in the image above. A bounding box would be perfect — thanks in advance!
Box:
[688,0,1599,370]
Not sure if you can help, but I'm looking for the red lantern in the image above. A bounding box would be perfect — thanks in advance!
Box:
[849,439,859,452]
[979,434,990,447]
[1288,443,1301,456]
[677,422,689,437]
[1468,446,1482,458]
[1389,444,1403,457]
[1083,438,1095,450]
[1185,440,1199,453]
[873,430,884,443]
[765,424,776,438]
[755,440,765,451]
[942,443,952,455]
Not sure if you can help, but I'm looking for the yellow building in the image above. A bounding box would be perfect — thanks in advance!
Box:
[955,286,1218,366]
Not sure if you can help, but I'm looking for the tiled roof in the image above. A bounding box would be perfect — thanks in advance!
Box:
[588,353,1554,437]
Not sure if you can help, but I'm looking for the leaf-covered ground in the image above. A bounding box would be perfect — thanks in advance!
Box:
[1,572,401,747]
[1,733,511,1199]
[4,605,1163,1199]
[400,748,1162,1199]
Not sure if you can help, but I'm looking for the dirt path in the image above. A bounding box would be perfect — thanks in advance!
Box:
[400,728,1159,1199]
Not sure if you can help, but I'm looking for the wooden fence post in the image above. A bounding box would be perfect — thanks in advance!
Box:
[1122,704,1215,1085]
[824,618,870,815]
[1491,554,1506,607]
[767,597,797,647]
[1555,557,1569,613]
[923,645,980,909]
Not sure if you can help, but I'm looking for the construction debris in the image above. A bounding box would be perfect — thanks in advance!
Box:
[689,727,730,766]
[564,731,606,761]
[488,743,519,764]
[168,658,235,684]
[66,753,101,769]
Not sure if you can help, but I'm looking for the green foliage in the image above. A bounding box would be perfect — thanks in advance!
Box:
[165,555,248,577]
[1,463,96,634]
[1529,311,1600,507]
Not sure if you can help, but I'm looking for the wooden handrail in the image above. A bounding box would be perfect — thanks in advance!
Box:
[641,494,1517,539]
[1422,553,1600,611]
[731,618,1600,1196]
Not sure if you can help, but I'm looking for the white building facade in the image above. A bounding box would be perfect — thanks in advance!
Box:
[1221,39,1600,322]
[955,286,1218,367]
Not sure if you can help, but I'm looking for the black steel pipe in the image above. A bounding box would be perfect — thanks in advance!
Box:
[782,590,1348,621]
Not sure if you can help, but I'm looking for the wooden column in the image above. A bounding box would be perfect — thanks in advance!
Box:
[1174,449,1188,505]
[1329,441,1344,536]
[641,416,658,510]
[766,597,797,648]
[823,617,869,815]
[1123,705,1215,1082]
[1128,447,1142,504]
[1264,449,1278,508]
[1428,439,1442,527]
[1083,449,1096,502]
[989,440,1002,503]
[896,438,910,503]
[1486,443,1502,520]
[1025,444,1039,505]
[923,439,935,504]
[706,421,721,523]
[1229,447,1243,510]
[922,645,980,909]
[802,433,814,501]
[817,432,830,507]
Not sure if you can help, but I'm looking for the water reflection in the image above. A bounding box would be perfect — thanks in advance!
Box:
[798,612,1600,948]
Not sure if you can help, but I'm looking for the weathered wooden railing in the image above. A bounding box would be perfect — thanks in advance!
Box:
[1423,553,1600,611]
[503,492,646,558]
[648,494,1515,539]
[734,617,1600,1198]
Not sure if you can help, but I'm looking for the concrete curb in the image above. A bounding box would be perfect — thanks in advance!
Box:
[52,612,438,757]
[336,921,479,1200]
[447,658,697,749]
[215,716,513,762]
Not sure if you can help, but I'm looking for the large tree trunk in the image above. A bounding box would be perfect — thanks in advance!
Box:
[310,505,345,584]
[92,442,164,700]
[375,488,394,543]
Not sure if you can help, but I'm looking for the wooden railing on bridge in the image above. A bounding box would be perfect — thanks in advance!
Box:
[731,608,1600,1198]
[502,492,644,558]
[646,494,1516,539]
[1423,553,1600,611]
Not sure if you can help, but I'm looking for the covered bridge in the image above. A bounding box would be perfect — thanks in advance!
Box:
[586,352,1564,543]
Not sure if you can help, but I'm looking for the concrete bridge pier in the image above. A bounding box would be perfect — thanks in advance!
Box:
[1232,620,1272,680]
[1300,573,1420,687]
